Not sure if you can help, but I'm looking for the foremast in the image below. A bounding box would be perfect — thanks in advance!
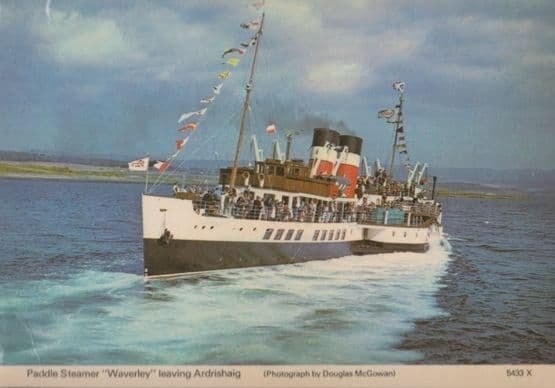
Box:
[387,93,404,178]
[230,12,265,187]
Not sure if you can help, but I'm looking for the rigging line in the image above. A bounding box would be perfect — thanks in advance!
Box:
[150,98,246,193]
[149,127,201,192]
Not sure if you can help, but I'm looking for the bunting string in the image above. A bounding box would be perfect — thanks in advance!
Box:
[148,7,264,192]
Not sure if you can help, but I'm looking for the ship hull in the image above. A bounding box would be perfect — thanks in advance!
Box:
[144,238,353,277]
[143,238,430,277]
[142,194,437,278]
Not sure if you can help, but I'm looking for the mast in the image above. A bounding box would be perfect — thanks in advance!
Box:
[230,12,265,187]
[387,93,403,178]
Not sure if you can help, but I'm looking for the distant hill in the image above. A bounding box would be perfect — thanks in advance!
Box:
[2,150,554,190]
[0,150,127,168]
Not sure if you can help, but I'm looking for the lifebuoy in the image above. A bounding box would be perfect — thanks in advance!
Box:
[159,228,173,245]
[242,171,250,186]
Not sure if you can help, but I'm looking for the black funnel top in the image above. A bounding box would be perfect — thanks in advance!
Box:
[339,135,363,155]
[312,128,340,147]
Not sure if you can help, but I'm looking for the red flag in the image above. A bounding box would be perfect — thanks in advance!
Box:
[154,161,169,172]
[266,123,276,135]
[179,122,197,132]
[176,139,186,150]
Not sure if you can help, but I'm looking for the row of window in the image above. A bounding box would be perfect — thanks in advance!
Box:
[262,228,348,242]
[312,229,347,241]
[263,228,303,241]
[392,231,419,238]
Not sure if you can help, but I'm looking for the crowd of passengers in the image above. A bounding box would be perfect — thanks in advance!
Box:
[174,183,440,223]
[355,171,422,197]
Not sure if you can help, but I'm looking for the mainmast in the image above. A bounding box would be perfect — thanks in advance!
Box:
[387,93,403,178]
[230,12,265,187]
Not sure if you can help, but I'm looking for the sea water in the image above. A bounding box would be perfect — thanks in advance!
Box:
[0,178,553,364]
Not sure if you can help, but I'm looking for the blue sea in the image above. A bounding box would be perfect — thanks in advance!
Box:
[0,178,553,364]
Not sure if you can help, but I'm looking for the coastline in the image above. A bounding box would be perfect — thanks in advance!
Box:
[0,161,218,185]
[0,161,524,199]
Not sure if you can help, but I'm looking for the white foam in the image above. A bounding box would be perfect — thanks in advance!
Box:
[2,236,452,364]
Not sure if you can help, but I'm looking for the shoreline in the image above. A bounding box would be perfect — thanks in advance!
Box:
[0,161,218,186]
[0,161,525,199]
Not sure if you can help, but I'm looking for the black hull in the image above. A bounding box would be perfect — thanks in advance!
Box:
[143,238,429,277]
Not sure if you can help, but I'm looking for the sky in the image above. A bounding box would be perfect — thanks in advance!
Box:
[0,0,554,169]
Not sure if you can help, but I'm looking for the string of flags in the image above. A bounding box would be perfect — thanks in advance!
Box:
[131,11,263,175]
[393,81,405,94]
[378,81,411,166]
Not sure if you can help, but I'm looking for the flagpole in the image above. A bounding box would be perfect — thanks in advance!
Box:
[230,12,265,188]
[144,166,150,194]
[388,93,403,179]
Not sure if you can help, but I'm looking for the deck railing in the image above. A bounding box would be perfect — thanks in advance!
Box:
[189,197,440,227]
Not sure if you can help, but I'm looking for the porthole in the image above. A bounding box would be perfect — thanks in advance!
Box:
[239,227,243,231]
[403,231,407,238]
[201,226,206,230]
[210,226,214,230]
[392,231,395,237]
[194,225,198,229]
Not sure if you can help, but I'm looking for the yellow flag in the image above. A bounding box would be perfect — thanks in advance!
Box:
[217,71,231,80]
[225,57,240,67]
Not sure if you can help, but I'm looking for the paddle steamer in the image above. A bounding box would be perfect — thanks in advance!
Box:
[141,12,443,278]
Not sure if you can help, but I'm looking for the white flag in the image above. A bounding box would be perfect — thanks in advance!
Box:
[171,149,181,159]
[378,109,395,119]
[178,111,197,123]
[213,83,223,95]
[128,157,149,171]
[393,81,405,93]
[386,108,400,123]
[178,108,207,123]
[200,95,215,104]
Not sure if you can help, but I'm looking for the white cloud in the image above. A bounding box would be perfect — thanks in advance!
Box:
[304,62,365,93]
[263,1,428,95]
[36,10,144,66]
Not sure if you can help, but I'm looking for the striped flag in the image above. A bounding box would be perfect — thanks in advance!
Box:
[153,161,169,173]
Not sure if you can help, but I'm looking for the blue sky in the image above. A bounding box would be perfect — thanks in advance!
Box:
[0,0,553,169]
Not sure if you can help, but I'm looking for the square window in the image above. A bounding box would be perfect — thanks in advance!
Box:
[313,230,320,241]
[295,230,304,240]
[321,230,327,240]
